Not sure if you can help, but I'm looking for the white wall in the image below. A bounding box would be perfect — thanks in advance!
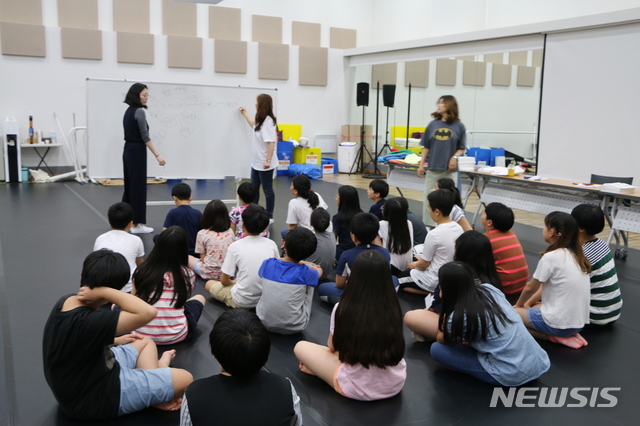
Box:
[370,0,640,44]
[0,0,371,169]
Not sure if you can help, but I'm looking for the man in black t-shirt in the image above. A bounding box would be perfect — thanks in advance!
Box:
[42,249,193,420]
[179,310,302,426]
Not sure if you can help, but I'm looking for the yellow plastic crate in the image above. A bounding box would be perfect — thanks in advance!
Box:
[293,147,322,164]
[278,124,302,142]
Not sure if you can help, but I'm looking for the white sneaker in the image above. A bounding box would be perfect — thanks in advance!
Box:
[269,218,274,225]
[131,224,154,234]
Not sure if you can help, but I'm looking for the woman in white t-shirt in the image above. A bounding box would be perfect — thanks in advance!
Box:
[240,94,278,220]
[515,212,591,347]
[282,175,329,240]
[378,197,414,274]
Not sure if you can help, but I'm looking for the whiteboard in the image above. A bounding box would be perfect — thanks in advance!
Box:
[86,79,277,179]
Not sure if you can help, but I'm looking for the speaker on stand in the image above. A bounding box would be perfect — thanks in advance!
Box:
[350,82,376,175]
[377,84,395,157]
[363,81,385,179]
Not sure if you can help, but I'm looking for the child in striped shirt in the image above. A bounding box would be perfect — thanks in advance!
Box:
[571,204,622,325]
[133,226,206,344]
[482,202,529,303]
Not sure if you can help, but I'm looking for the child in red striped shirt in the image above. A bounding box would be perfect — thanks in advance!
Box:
[132,226,206,344]
[482,203,529,303]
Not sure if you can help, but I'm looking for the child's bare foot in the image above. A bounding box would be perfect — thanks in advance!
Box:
[158,349,176,368]
[153,397,182,411]
[298,362,316,376]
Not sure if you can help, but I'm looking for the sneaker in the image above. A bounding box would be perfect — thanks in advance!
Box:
[131,224,154,234]
[411,332,426,343]
[269,218,274,225]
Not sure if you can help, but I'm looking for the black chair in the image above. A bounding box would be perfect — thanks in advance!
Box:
[590,174,634,259]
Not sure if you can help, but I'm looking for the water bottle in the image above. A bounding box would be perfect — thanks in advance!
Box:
[51,131,57,144]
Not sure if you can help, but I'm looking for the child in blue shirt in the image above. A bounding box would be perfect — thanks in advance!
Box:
[161,183,202,256]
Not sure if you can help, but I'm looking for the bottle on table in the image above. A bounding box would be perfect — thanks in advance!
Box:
[507,161,515,177]
[29,115,34,144]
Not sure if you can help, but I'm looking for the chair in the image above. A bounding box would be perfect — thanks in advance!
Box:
[590,174,634,259]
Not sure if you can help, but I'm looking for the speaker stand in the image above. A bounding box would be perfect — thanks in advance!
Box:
[363,81,385,179]
[377,106,393,158]
[349,105,376,176]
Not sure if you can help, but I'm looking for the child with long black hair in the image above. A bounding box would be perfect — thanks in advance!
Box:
[429,230,502,314]
[188,200,235,281]
[282,175,329,240]
[405,262,550,386]
[515,212,591,347]
[379,197,414,274]
[332,185,362,261]
[295,250,406,401]
[134,226,206,344]
[436,177,472,231]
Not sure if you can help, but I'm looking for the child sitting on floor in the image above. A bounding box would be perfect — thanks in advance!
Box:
[133,226,206,345]
[43,249,192,420]
[379,197,414,275]
[257,227,322,334]
[282,174,329,240]
[229,182,268,239]
[404,262,550,386]
[367,179,388,220]
[295,250,406,401]
[307,208,337,283]
[180,310,302,425]
[161,183,202,257]
[188,199,235,281]
[333,185,363,261]
[206,204,279,309]
[435,178,472,231]
[571,204,622,325]
[93,202,144,293]
[482,202,529,300]
[514,212,591,348]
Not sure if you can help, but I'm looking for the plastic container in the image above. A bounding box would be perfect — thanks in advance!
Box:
[276,141,294,176]
[21,167,29,182]
[321,158,338,174]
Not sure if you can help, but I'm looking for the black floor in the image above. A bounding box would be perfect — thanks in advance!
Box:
[0,176,638,426]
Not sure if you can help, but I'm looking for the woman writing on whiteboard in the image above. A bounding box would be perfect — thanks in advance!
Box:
[416,95,466,227]
[239,94,278,223]
[122,83,165,234]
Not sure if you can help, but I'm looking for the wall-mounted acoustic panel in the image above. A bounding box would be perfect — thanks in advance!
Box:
[292,21,320,47]
[117,32,154,64]
[208,5,240,40]
[435,58,457,86]
[372,63,397,86]
[330,27,356,49]
[405,60,429,88]
[0,22,45,57]
[61,27,102,60]
[462,61,486,86]
[509,50,528,66]
[162,0,196,37]
[215,39,247,73]
[492,63,512,86]
[113,0,149,34]
[259,43,289,80]
[252,15,282,44]
[532,49,543,67]
[517,66,535,87]
[483,53,504,64]
[299,46,327,86]
[57,0,98,30]
[168,36,202,69]
[0,0,42,25]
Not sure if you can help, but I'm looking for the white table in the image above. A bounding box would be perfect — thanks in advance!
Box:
[20,143,62,174]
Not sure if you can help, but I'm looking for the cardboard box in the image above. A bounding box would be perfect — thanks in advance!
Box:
[341,124,372,143]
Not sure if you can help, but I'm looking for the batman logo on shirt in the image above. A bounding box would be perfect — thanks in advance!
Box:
[433,128,453,140]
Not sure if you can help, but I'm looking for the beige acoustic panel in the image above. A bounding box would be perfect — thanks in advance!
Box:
[532,49,543,67]
[517,66,536,87]
[492,63,512,86]
[215,39,247,74]
[61,27,101,60]
[371,63,397,86]
[208,5,240,40]
[330,27,356,49]
[0,0,42,25]
[435,58,457,86]
[509,50,528,66]
[405,60,429,88]
[484,53,504,64]
[0,22,45,57]
[456,55,475,61]
[167,36,202,69]
[252,15,282,44]
[57,0,98,30]
[462,61,486,86]
[259,43,288,80]
[299,46,327,86]
[113,0,149,34]
[292,21,320,47]
[162,0,196,37]
[117,32,154,64]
